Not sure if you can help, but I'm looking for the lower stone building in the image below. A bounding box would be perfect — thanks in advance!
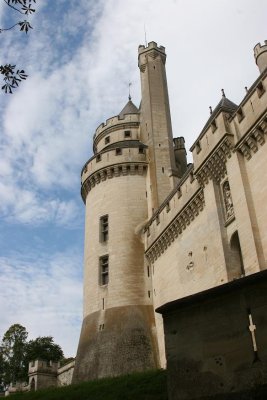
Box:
[28,359,75,391]
[157,270,267,399]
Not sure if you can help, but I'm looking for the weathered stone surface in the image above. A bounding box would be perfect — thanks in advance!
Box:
[73,305,159,382]
[157,271,267,400]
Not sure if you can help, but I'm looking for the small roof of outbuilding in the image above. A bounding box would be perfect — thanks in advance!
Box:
[119,98,139,117]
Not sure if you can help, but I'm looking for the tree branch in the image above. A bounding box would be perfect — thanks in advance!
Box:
[3,0,24,14]
[0,22,20,32]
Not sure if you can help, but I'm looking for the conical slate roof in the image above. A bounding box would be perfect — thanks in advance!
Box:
[119,98,139,117]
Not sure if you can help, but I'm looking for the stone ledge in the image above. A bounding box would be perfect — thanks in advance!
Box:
[236,112,267,160]
[145,188,205,263]
[194,134,234,187]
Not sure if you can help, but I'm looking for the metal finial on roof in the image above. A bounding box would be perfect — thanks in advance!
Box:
[221,88,226,97]
[144,23,148,47]
[245,86,248,93]
[209,106,213,115]
[128,82,132,101]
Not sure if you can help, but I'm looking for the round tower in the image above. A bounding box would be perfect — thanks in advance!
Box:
[254,40,267,73]
[73,99,160,382]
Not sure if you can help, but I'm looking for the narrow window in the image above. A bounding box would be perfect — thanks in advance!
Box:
[148,290,151,298]
[162,167,165,173]
[124,130,131,138]
[211,120,217,133]
[105,136,110,144]
[156,214,160,225]
[237,108,244,122]
[102,298,105,310]
[115,148,122,155]
[96,154,101,162]
[99,255,109,285]
[166,202,170,212]
[100,215,109,242]
[256,81,265,98]
[139,147,145,154]
[147,265,150,277]
[196,141,201,153]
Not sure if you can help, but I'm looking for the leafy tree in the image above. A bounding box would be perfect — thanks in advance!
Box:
[26,336,64,363]
[0,326,65,386]
[0,324,28,384]
[0,0,37,93]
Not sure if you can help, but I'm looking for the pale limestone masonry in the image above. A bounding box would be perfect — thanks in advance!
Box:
[74,39,267,394]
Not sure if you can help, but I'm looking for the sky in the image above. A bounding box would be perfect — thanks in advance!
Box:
[0,0,266,357]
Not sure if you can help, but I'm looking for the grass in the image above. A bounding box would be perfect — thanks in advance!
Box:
[11,369,168,400]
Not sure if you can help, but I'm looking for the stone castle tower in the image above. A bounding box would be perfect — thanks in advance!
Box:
[74,38,267,395]
[73,42,185,382]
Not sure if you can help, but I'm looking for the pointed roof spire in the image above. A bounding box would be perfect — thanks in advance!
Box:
[119,99,139,118]
[128,82,132,101]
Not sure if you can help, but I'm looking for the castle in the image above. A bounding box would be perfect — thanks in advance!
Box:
[30,40,267,398]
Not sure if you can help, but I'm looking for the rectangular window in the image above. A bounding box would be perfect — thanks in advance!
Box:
[211,120,217,133]
[115,148,122,155]
[237,108,244,122]
[100,255,109,285]
[139,147,145,154]
[256,81,265,98]
[195,141,201,153]
[124,130,131,138]
[100,215,109,242]
[96,154,101,162]
[105,136,110,144]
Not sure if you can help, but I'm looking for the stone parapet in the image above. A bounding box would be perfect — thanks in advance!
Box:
[81,162,147,202]
[94,113,140,142]
[82,145,147,181]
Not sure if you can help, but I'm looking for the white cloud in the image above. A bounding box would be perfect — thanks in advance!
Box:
[0,179,81,226]
[0,250,83,357]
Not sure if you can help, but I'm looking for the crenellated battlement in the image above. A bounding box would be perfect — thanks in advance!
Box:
[254,40,267,57]
[138,41,165,55]
[138,41,166,71]
[254,40,267,73]
[94,113,140,141]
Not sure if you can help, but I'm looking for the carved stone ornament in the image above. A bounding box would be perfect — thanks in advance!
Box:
[222,180,234,220]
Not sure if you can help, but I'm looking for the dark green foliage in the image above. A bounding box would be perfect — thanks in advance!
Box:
[26,337,64,364]
[0,64,28,93]
[0,0,37,93]
[10,369,168,400]
[0,326,64,387]
[0,324,28,384]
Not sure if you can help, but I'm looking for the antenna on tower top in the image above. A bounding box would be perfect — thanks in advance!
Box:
[144,23,147,47]
[128,82,132,101]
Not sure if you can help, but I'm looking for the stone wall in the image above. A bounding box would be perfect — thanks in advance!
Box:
[158,270,267,400]
[57,360,75,386]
